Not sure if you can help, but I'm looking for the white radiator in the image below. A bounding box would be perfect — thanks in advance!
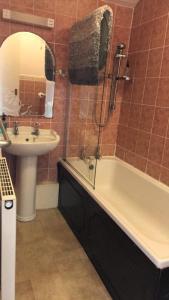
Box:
[0,157,16,300]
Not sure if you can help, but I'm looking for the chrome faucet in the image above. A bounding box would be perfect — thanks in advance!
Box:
[80,147,85,160]
[80,147,92,161]
[80,147,89,161]
[13,122,19,135]
[32,122,40,136]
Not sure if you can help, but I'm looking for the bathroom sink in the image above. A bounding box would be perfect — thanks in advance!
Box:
[4,126,60,222]
[5,126,60,156]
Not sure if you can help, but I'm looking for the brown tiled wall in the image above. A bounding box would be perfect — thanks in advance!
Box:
[66,1,133,158]
[0,0,133,183]
[116,0,169,186]
[19,78,46,115]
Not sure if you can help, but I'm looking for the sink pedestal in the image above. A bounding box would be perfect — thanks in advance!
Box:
[5,126,60,221]
[16,156,37,222]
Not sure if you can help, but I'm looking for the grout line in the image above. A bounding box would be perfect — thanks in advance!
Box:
[119,8,169,184]
[75,0,78,21]
[141,13,154,173]
[133,12,169,29]
[118,147,161,172]
[146,12,169,177]
[129,46,169,55]
[115,2,134,158]
[122,40,136,161]
[106,0,135,9]
[159,14,169,181]
[120,100,169,109]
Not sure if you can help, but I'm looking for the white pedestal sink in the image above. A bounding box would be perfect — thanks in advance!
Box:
[5,126,60,222]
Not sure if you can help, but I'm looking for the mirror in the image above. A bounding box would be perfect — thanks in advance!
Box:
[0,32,55,118]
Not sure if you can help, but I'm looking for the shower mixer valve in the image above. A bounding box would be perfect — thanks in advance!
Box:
[115,43,126,58]
[108,44,131,81]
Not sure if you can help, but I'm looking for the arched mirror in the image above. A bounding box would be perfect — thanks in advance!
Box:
[0,32,55,118]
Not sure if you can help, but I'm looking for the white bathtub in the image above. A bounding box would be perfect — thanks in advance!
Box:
[65,157,96,184]
[61,157,169,269]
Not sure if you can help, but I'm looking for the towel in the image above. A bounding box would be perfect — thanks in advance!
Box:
[1,88,20,116]
[44,80,55,118]
[45,46,55,81]
[68,5,113,86]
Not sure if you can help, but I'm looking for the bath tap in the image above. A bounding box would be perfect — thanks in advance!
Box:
[80,147,94,165]
[80,148,85,160]
[32,122,40,136]
[13,122,19,135]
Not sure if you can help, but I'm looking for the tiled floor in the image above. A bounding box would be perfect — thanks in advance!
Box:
[16,209,111,300]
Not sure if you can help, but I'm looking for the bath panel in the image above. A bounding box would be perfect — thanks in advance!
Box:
[58,158,169,300]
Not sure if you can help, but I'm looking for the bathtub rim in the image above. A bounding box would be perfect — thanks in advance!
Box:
[64,156,97,188]
[59,156,169,269]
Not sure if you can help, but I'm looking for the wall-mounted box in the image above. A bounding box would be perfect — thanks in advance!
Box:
[2,9,54,29]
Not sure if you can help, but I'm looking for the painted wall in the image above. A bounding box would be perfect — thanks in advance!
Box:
[116,0,169,186]
[19,32,45,78]
[0,0,133,184]
[0,34,20,115]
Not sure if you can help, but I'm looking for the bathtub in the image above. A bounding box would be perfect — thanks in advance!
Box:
[60,157,169,269]
[65,157,96,184]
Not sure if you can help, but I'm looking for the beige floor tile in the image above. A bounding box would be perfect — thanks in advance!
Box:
[31,273,71,300]
[57,248,96,279]
[16,238,61,282]
[17,218,46,245]
[36,209,67,234]
[16,280,35,300]
[16,209,111,300]
[37,209,66,225]
[64,274,111,300]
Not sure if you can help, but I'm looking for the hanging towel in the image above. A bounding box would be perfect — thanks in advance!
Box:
[45,46,55,81]
[68,5,113,86]
[1,88,20,116]
[44,80,55,118]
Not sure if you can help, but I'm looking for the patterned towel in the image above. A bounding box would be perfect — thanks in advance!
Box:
[68,5,113,85]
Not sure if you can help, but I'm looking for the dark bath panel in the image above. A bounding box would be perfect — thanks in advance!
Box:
[58,160,169,300]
